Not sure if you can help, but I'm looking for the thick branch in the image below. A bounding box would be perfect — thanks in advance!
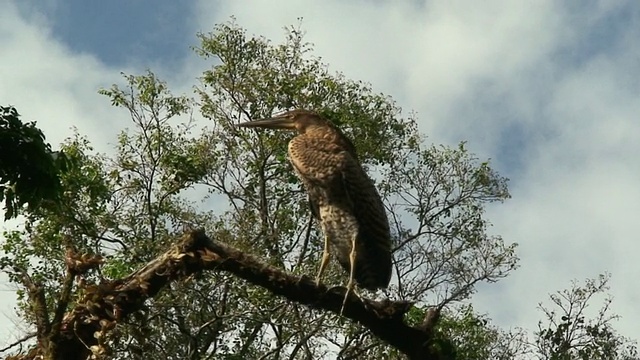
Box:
[20,272,51,346]
[18,230,445,360]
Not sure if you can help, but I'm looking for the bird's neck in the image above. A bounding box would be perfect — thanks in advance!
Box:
[306,127,357,156]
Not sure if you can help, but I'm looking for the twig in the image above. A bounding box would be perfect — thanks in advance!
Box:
[0,332,36,353]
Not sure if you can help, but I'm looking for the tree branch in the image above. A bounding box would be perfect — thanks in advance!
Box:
[14,229,446,360]
[0,332,36,353]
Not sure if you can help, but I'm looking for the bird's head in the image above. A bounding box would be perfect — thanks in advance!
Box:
[236,109,327,134]
[236,109,359,159]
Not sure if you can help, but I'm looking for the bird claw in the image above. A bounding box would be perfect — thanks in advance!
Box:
[324,286,357,316]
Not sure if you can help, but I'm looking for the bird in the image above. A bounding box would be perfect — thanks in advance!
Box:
[236,109,392,314]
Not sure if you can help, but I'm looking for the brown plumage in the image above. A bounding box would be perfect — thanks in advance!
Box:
[236,109,392,311]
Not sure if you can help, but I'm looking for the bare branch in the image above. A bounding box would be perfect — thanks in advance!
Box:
[0,332,36,353]
[12,230,447,360]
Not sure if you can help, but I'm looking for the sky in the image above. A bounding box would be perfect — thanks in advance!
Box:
[2,0,639,351]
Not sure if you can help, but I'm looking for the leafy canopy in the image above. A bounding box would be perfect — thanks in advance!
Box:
[0,106,70,220]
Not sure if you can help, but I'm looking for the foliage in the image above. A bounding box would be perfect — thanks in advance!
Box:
[535,274,638,360]
[190,20,515,357]
[1,133,110,321]
[0,20,527,359]
[0,106,70,219]
[434,304,528,360]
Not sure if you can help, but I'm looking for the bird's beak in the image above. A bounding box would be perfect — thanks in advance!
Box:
[236,116,296,130]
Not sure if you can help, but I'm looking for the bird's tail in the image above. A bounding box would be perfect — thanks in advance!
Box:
[354,243,392,290]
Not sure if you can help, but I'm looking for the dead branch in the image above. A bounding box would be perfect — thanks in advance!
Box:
[13,229,446,360]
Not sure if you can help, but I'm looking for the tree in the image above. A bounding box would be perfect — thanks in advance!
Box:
[1,21,516,359]
[535,274,638,360]
[0,106,69,220]
[413,274,638,360]
[433,304,529,360]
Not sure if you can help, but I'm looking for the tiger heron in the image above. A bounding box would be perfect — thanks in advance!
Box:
[236,109,392,313]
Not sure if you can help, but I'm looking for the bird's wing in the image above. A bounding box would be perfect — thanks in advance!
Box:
[288,135,352,189]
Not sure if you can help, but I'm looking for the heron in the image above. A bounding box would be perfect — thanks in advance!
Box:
[236,109,392,314]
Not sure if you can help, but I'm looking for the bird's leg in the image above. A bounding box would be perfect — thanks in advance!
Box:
[340,233,358,316]
[316,233,330,286]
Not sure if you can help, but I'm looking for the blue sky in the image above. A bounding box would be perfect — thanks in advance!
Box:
[16,0,196,69]
[2,0,640,353]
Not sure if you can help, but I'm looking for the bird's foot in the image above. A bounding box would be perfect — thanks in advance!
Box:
[338,285,361,316]
[340,291,350,316]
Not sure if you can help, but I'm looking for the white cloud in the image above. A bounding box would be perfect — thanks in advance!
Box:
[0,3,132,153]
[485,42,640,334]
[2,0,639,350]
